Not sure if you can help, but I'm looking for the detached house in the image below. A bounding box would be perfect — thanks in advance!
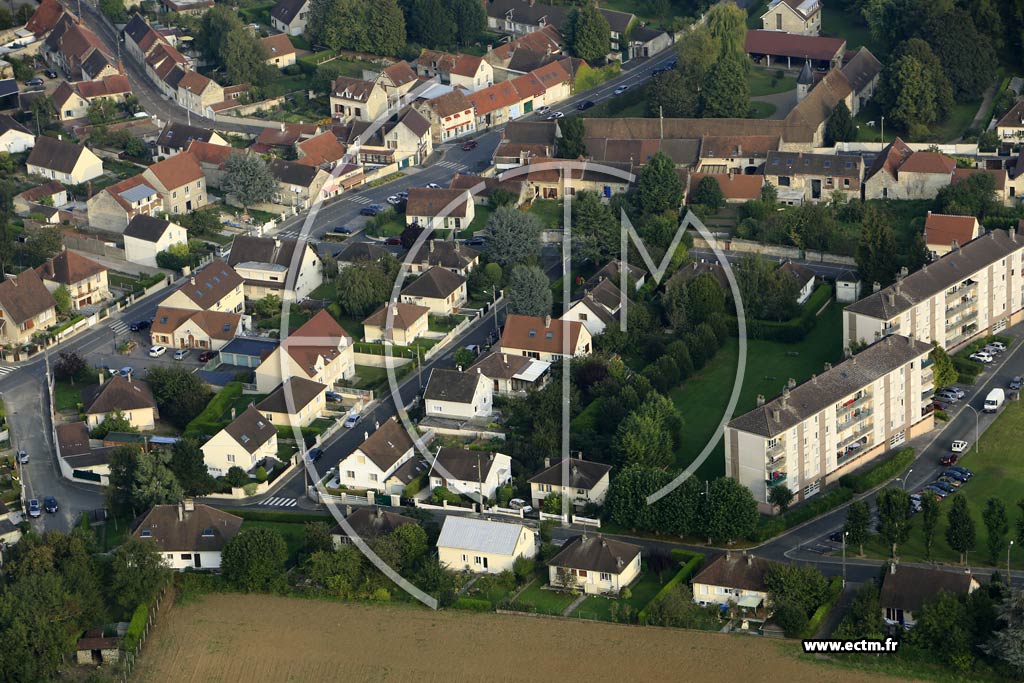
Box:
[254,310,354,392]
[437,516,536,574]
[150,306,242,350]
[761,0,821,35]
[428,447,511,501]
[256,377,326,428]
[500,314,592,362]
[0,269,58,345]
[227,235,322,301]
[35,250,109,310]
[923,213,981,259]
[14,182,67,216]
[142,152,208,215]
[336,417,416,492]
[548,535,642,595]
[154,122,228,161]
[268,158,330,209]
[132,500,242,571]
[27,136,103,184]
[405,188,475,231]
[863,138,956,201]
[415,51,494,92]
[691,552,777,616]
[400,266,467,315]
[779,260,816,305]
[362,302,430,345]
[201,405,278,477]
[996,101,1024,141]
[562,278,627,337]
[0,115,35,154]
[123,215,188,268]
[82,375,159,431]
[467,351,550,395]
[330,77,387,123]
[158,260,244,314]
[260,34,297,69]
[332,507,418,547]
[879,564,979,631]
[424,368,492,419]
[529,457,611,509]
[409,240,479,276]
[87,175,162,233]
[270,0,310,35]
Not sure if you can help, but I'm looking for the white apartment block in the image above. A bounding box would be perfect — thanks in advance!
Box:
[725,335,934,513]
[844,228,1024,352]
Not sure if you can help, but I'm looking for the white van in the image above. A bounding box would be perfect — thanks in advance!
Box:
[984,388,1005,413]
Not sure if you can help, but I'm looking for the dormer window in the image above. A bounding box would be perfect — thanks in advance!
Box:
[201,527,214,537]
[141,529,152,537]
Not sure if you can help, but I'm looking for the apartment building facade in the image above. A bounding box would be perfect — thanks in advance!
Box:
[844,229,1024,352]
[725,335,934,513]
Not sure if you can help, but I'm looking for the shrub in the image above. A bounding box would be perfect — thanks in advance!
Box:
[751,486,855,541]
[185,382,243,435]
[402,473,426,499]
[254,466,268,483]
[801,577,844,638]
[225,466,249,487]
[726,284,833,343]
[122,603,148,651]
[638,550,705,624]
[838,447,915,494]
[513,555,535,582]
[452,596,493,612]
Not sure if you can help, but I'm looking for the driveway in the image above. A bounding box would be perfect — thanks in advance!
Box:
[753,89,798,120]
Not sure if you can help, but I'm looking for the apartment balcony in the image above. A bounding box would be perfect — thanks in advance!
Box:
[836,393,871,416]
[766,440,786,458]
[945,307,979,331]
[945,297,978,318]
[881,321,901,337]
[921,387,935,403]
[947,323,980,347]
[839,422,874,450]
[766,453,786,471]
[837,408,873,432]
[765,471,787,487]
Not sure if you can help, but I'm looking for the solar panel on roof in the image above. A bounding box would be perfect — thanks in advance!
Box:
[119,184,157,203]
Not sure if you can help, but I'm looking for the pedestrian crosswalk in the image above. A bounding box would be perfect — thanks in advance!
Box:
[0,365,17,378]
[263,496,298,507]
[435,160,465,171]
[347,195,373,205]
[109,319,129,336]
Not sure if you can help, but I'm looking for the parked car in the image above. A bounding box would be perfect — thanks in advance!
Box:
[385,237,402,246]
[333,226,353,234]
[948,465,974,479]
[17,450,28,464]
[343,413,360,429]
[28,499,40,518]
[325,390,343,402]
[307,448,323,462]
[828,530,844,543]
[197,350,217,363]
[25,77,43,87]
[148,345,167,357]
[130,320,150,332]
[462,139,478,151]
[463,237,486,247]
[969,351,994,363]
[984,344,1004,356]
[43,496,58,513]
[359,204,385,216]
[173,348,190,361]
[119,366,133,376]
[987,341,1007,352]
[941,386,966,399]
[535,105,550,115]
[547,111,564,119]
[931,481,957,495]
[386,195,402,206]
[939,452,959,466]
[1011,376,1023,391]
[923,484,949,498]
[942,469,970,483]
[937,474,963,488]
[935,390,959,403]
[951,440,969,453]
[613,85,629,95]
[44,69,57,79]
[577,100,595,110]
[932,400,949,412]
[426,183,442,189]
[509,498,533,514]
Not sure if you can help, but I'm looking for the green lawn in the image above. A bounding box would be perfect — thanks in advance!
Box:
[348,365,393,392]
[570,569,665,621]
[460,204,492,238]
[749,101,777,119]
[366,214,406,238]
[335,314,365,341]
[511,580,577,615]
[821,5,884,55]
[852,102,896,143]
[931,99,983,143]
[527,199,562,229]
[428,314,460,333]
[53,379,95,412]
[748,68,796,96]
[669,303,844,480]
[241,520,307,567]
[578,94,648,119]
[859,399,1024,568]
[308,281,335,301]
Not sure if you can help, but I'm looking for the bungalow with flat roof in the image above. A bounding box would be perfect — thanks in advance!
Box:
[201,405,278,477]
[548,535,642,595]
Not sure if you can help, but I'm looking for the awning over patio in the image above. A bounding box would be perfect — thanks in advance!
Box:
[737,595,763,609]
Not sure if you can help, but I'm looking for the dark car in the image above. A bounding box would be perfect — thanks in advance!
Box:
[931,480,957,494]
[130,320,150,332]
[1011,376,1022,391]
[463,237,486,247]
[939,452,959,466]
[306,448,323,462]
[360,204,385,216]
[948,465,974,479]
[25,77,43,87]
[45,69,58,79]
[325,390,343,402]
[197,350,217,363]
[462,139,478,151]
[828,530,844,543]
[923,484,949,498]
[577,100,595,110]
[333,226,353,234]
[43,496,58,513]
[942,469,970,483]
[385,237,402,245]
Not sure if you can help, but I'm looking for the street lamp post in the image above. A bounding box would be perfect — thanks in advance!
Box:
[842,530,849,588]
[965,404,980,452]
[901,468,913,491]
[1010,540,1015,587]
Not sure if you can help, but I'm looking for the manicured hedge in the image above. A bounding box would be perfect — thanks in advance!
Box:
[751,486,855,541]
[123,603,148,652]
[729,284,834,343]
[801,577,844,639]
[185,382,243,435]
[838,447,915,494]
[452,597,493,612]
[638,550,705,624]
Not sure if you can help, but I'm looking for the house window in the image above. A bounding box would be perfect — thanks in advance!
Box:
[600,572,612,582]
[369,473,378,482]
[462,554,467,562]
[227,454,235,463]
[575,570,588,577]
[345,470,355,479]
[180,553,192,560]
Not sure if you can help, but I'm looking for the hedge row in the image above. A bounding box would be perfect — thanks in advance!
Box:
[953,356,983,384]
[729,283,834,343]
[801,577,844,639]
[185,382,243,435]
[637,550,705,624]
[122,603,148,652]
[838,447,915,494]
[751,486,855,542]
[451,597,493,612]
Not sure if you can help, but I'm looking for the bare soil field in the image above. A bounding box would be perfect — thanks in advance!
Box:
[134,594,915,683]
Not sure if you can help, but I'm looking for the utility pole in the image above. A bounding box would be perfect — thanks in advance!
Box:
[1010,540,1015,587]
[842,531,848,588]
[477,451,482,510]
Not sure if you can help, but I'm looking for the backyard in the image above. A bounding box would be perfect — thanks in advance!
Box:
[669,302,845,480]
[568,569,664,620]
[747,67,796,97]
[859,399,1024,567]
[527,199,563,229]
[53,377,97,412]
[509,579,577,615]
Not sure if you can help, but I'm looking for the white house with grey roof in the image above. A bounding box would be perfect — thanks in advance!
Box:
[548,535,642,595]
[725,334,934,512]
[436,516,536,574]
[227,235,322,301]
[529,457,611,509]
[843,228,1024,352]
[123,215,188,268]
[336,417,417,493]
[423,368,492,420]
[201,405,278,477]
[427,447,511,501]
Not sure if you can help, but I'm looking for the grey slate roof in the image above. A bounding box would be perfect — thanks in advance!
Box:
[430,447,503,481]
[332,507,417,540]
[335,241,389,264]
[879,564,976,612]
[157,122,218,151]
[268,158,320,186]
[528,457,611,489]
[27,135,90,174]
[691,552,777,592]
[847,229,1024,320]
[124,215,173,242]
[131,503,243,553]
[82,375,157,415]
[256,377,325,414]
[424,368,481,403]
[502,120,558,145]
[401,266,465,299]
[548,534,641,574]
[228,235,302,269]
[841,47,882,94]
[766,150,863,178]
[436,516,528,555]
[728,334,932,437]
[223,405,276,454]
[354,417,414,471]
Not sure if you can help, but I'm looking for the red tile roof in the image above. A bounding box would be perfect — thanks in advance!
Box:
[26,0,66,37]
[924,213,979,249]
[501,314,584,354]
[36,250,106,285]
[952,167,1006,191]
[467,81,523,115]
[744,29,845,61]
[492,25,562,60]
[688,172,764,202]
[76,74,131,99]
[899,151,956,175]
[509,72,545,99]
[259,33,296,59]
[296,131,347,167]
[283,310,352,376]
[186,140,232,167]
[382,60,417,88]
[145,152,204,190]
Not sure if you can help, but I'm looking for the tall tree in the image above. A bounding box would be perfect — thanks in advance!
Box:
[130,451,183,512]
[1017,499,1024,546]
[335,255,399,316]
[921,491,941,560]
[168,438,216,496]
[108,538,170,615]
[856,205,898,288]
[946,494,977,565]
[986,588,1024,677]
[684,273,726,329]
[705,477,759,544]
[635,151,682,214]
[367,0,407,55]
[407,0,457,49]
[505,264,552,317]
[556,116,587,159]
[675,25,717,86]
[923,8,997,99]
[824,100,856,146]
[0,573,81,682]
[984,497,1009,565]
[604,464,671,531]
[221,27,272,86]
[147,367,212,428]
[876,487,912,558]
[221,527,288,592]
[565,4,611,62]
[448,0,485,47]
[880,39,953,124]
[845,500,871,556]
[223,152,276,215]
[692,176,725,211]
[614,411,673,468]
[928,344,958,389]
[646,69,698,118]
[881,55,939,132]
[706,1,748,62]
[485,206,543,268]
[768,484,794,514]
[571,190,618,263]
[700,56,750,118]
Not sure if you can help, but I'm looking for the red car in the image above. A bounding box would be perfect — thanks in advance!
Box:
[197,350,217,363]
[939,453,958,466]
[462,139,478,151]
[385,237,402,246]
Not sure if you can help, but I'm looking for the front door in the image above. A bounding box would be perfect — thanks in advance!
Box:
[811,179,821,200]
[194,554,202,568]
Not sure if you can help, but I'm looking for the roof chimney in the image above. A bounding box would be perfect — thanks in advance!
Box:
[951,239,960,252]
[746,553,752,567]
[544,456,550,468]
[824,362,832,371]
[756,394,765,407]
[364,431,369,440]
[184,498,194,512]
[890,561,896,575]
[887,292,895,307]
[899,266,908,279]
[231,406,236,420]
[345,505,352,516]
[811,373,817,384]
[873,281,881,293]
[375,420,380,430]
[544,314,551,327]
[786,378,796,389]
[190,277,196,285]
[772,408,781,423]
